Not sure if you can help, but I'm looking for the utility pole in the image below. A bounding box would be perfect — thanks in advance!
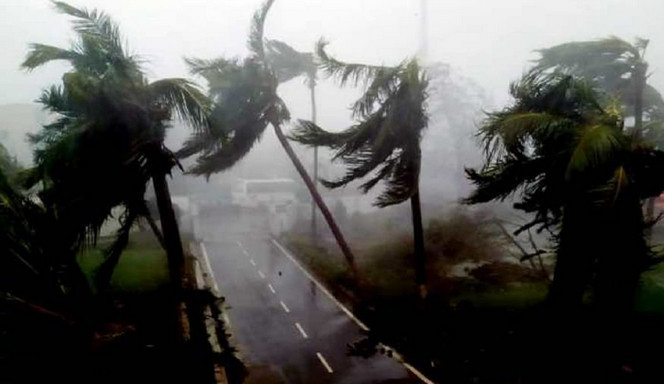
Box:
[310,78,318,239]
[419,0,429,63]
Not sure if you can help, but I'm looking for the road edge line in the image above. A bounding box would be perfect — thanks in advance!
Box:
[271,238,436,384]
[200,242,221,296]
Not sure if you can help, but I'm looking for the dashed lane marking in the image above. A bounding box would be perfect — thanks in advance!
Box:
[316,352,333,373]
[295,322,308,339]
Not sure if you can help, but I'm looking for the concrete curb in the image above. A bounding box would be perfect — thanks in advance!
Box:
[189,242,229,384]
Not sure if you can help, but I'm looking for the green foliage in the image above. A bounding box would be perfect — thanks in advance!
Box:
[291,44,429,206]
[464,72,664,234]
[0,142,21,182]
[426,211,507,266]
[21,1,210,286]
[466,71,664,310]
[0,165,90,306]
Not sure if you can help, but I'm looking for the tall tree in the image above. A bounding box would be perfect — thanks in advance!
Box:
[465,71,664,310]
[178,0,358,278]
[0,142,21,182]
[291,41,430,299]
[22,1,211,289]
[265,39,321,237]
[533,37,664,231]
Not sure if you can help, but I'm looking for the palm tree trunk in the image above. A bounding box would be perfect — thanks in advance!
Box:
[145,212,167,251]
[309,82,319,239]
[152,172,186,288]
[410,188,427,299]
[271,120,359,279]
[548,202,595,308]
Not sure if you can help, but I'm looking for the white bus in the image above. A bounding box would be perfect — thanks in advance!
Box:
[231,178,297,210]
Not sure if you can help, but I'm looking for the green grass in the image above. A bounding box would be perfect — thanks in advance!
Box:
[77,230,169,293]
[636,263,664,314]
[453,283,548,308]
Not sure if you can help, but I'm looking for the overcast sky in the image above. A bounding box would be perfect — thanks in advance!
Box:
[2,0,664,108]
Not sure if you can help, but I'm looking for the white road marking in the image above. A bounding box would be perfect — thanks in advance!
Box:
[271,239,369,331]
[242,249,249,256]
[268,283,276,294]
[258,270,266,279]
[404,362,435,384]
[271,239,435,384]
[295,322,308,339]
[316,352,333,373]
[250,259,256,266]
[280,301,290,313]
[199,243,220,296]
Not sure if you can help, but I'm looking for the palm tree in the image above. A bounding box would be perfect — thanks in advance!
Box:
[291,42,430,299]
[465,71,664,310]
[265,39,321,236]
[178,0,358,278]
[533,37,664,231]
[22,1,211,289]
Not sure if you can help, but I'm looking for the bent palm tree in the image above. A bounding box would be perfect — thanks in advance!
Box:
[22,1,210,289]
[291,41,430,298]
[533,37,664,231]
[465,72,664,310]
[178,0,358,278]
[266,39,321,236]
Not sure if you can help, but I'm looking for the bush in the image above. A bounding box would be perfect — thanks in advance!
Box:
[426,210,507,267]
[468,261,534,287]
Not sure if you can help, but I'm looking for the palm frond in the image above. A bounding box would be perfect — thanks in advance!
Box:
[148,78,211,134]
[266,39,316,83]
[315,39,391,88]
[22,44,80,71]
[52,1,125,56]
[565,124,623,180]
[464,156,548,204]
[185,57,239,78]
[187,117,270,175]
[248,0,275,60]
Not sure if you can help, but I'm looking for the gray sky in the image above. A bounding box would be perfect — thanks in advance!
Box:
[2,0,664,109]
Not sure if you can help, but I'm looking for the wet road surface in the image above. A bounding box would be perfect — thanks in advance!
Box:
[196,211,419,383]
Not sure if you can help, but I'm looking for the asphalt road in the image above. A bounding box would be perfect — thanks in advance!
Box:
[196,210,419,383]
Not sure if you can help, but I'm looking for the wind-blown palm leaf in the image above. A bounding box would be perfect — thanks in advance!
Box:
[248,0,274,60]
[533,36,664,133]
[292,49,428,206]
[52,1,125,58]
[22,44,82,71]
[148,78,211,133]
[266,39,316,84]
[565,124,623,180]
[315,39,392,88]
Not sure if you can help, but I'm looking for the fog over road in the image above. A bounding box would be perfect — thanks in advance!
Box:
[195,209,419,383]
